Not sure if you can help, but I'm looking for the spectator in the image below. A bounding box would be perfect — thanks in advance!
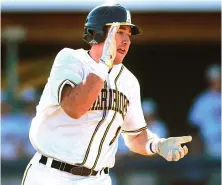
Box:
[188,64,221,159]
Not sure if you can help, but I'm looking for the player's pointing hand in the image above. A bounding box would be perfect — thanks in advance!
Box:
[157,136,192,162]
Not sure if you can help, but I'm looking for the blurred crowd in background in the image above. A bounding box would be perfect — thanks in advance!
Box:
[1,87,37,160]
[1,63,221,162]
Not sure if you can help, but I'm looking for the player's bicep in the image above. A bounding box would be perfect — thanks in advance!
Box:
[60,84,73,105]
[58,80,77,104]
[60,84,79,118]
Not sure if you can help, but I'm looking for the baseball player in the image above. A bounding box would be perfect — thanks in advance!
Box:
[22,4,192,185]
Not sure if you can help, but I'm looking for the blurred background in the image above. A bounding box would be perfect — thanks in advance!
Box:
[1,0,221,185]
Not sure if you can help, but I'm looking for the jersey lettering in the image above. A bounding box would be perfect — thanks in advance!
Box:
[89,88,130,119]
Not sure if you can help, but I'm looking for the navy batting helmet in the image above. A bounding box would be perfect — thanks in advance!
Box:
[83,4,143,45]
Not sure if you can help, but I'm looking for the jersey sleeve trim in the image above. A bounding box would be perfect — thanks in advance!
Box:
[58,79,77,104]
[121,126,147,134]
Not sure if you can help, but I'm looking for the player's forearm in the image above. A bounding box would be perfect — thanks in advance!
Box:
[61,73,105,119]
[124,129,157,156]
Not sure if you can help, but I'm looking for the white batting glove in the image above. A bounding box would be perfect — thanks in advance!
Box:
[100,22,120,68]
[150,136,192,162]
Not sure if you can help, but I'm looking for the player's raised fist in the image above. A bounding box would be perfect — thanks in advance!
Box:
[157,136,192,162]
[100,22,120,68]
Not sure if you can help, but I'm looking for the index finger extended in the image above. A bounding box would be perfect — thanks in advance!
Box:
[107,22,120,38]
[175,136,192,144]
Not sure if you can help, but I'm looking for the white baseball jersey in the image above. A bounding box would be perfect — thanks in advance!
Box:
[29,48,147,171]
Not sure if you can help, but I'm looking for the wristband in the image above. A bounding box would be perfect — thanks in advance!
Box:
[92,62,109,81]
[145,138,159,155]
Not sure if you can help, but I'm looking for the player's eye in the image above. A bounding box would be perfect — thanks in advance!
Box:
[118,31,131,37]
[117,31,124,35]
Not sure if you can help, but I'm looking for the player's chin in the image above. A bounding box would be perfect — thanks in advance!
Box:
[115,53,126,64]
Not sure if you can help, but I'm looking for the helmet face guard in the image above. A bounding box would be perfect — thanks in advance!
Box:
[83,4,143,44]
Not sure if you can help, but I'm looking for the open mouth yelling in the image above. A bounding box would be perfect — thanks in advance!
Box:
[117,48,126,55]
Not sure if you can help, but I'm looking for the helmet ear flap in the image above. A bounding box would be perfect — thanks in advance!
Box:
[83,27,106,45]
[83,28,94,44]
